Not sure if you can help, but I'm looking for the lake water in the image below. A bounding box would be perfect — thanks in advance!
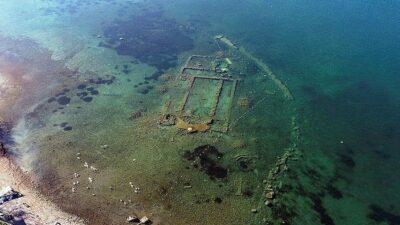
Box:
[0,0,399,224]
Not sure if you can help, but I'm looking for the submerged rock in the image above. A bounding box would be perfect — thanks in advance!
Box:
[126,216,139,223]
[139,216,151,224]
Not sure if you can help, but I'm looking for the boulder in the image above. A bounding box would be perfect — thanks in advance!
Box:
[139,216,151,224]
[265,200,273,207]
[0,187,22,205]
[126,216,139,223]
[266,191,275,200]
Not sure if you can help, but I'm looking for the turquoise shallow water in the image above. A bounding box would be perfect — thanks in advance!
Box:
[0,0,399,225]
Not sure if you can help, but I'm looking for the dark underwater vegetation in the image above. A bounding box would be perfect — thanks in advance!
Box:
[0,0,399,225]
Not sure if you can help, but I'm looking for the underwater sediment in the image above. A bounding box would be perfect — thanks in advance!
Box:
[1,1,400,225]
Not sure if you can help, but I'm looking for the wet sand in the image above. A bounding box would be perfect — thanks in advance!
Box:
[0,156,85,225]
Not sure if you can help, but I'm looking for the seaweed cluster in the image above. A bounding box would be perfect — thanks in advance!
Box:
[47,88,71,106]
[76,84,100,103]
[183,145,227,180]
[44,75,115,118]
[101,11,194,73]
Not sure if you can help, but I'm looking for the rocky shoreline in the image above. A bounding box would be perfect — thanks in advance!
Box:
[0,145,85,225]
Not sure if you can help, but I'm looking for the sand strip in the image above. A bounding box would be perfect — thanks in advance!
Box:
[0,156,85,225]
